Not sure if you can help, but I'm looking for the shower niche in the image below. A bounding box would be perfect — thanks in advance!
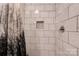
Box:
[36,21,44,29]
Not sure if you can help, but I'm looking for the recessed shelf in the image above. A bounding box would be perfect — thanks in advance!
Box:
[36,21,44,29]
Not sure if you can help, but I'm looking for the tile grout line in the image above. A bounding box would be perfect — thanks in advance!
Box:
[76,16,78,32]
[54,3,57,56]
[68,32,69,44]
[55,30,79,32]
[68,5,69,21]
[67,5,70,44]
[55,15,79,24]
[77,48,79,56]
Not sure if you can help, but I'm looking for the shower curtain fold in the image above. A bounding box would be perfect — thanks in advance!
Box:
[0,4,26,56]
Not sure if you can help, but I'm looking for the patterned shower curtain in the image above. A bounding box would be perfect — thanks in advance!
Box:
[0,4,26,56]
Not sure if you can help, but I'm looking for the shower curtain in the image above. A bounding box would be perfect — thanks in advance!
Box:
[0,4,26,56]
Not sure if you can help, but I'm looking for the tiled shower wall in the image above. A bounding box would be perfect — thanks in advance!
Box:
[24,4,56,56]
[24,3,79,56]
[55,4,79,56]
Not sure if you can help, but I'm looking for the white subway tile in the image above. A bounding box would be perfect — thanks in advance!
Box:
[69,4,79,18]
[69,32,79,48]
[63,42,77,56]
